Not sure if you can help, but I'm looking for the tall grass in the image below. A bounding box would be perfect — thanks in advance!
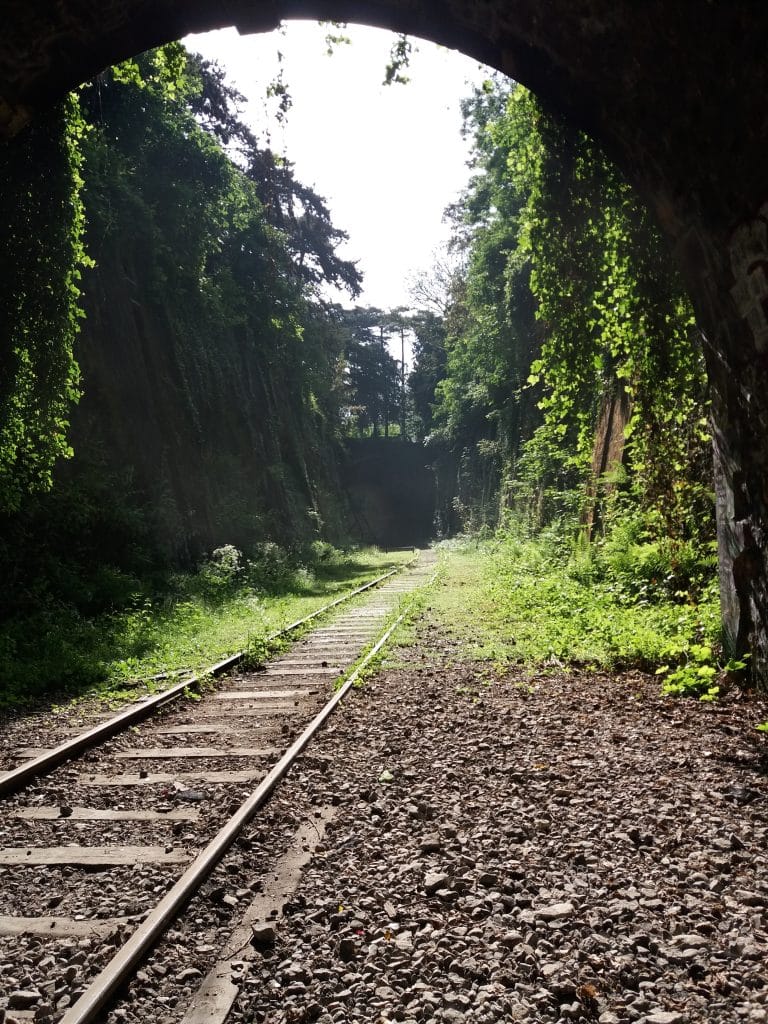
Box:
[0,545,412,710]
[429,530,720,673]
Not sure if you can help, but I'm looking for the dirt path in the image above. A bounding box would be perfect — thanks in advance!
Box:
[228,619,768,1024]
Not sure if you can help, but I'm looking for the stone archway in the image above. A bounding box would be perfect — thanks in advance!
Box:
[3,1,768,680]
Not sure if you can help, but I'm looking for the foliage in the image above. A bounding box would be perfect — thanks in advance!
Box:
[430,537,720,676]
[655,645,719,702]
[421,81,543,529]
[414,79,713,552]
[338,306,402,437]
[199,544,245,594]
[500,88,711,543]
[70,44,362,560]
[320,22,352,56]
[0,41,384,709]
[403,79,723,696]
[656,649,747,702]
[408,311,447,441]
[0,95,91,512]
[0,41,363,556]
[384,34,413,86]
[0,546,410,710]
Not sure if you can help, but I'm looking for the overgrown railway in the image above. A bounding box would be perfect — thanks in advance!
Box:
[0,552,436,1024]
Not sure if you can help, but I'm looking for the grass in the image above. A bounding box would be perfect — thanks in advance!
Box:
[427,534,721,675]
[0,547,414,710]
[343,578,435,686]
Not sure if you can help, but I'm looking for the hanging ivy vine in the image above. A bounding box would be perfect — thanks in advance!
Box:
[423,81,712,543]
[497,87,711,541]
[0,94,91,512]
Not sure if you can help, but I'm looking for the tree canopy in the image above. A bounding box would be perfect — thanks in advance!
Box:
[411,80,712,544]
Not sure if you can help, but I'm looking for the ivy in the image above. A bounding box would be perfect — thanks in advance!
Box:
[419,80,712,546]
[0,93,91,512]
[507,89,712,543]
[384,34,413,86]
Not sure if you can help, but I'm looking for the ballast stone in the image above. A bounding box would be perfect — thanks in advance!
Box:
[8,989,42,1009]
[424,871,449,894]
[537,901,575,921]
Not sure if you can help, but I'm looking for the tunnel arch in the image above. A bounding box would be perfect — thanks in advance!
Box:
[3,4,766,227]
[3,2,768,682]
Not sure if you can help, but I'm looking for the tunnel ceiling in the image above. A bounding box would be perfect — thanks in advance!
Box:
[2,2,768,238]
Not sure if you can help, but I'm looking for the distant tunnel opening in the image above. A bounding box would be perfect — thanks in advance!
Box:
[343,439,436,549]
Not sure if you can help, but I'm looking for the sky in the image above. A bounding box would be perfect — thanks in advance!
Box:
[184,21,493,313]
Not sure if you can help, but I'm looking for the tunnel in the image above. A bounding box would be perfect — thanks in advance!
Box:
[3,2,768,680]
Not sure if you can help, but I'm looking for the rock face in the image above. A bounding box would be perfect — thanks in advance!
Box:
[3,2,768,680]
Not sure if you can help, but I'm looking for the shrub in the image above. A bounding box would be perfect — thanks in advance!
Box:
[199,544,243,596]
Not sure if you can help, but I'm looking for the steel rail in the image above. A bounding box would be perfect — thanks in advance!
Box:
[0,566,402,799]
[59,583,423,1024]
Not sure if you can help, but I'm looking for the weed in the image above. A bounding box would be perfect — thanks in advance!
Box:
[657,651,749,701]
[655,645,719,701]
[427,535,721,690]
[0,546,411,711]
[240,634,274,672]
[339,579,436,690]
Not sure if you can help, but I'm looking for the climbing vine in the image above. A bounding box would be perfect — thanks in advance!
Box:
[0,94,90,512]
[422,82,712,545]
[500,88,710,541]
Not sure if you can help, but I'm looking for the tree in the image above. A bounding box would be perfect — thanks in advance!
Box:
[338,307,400,437]
[420,77,710,542]
[407,311,447,441]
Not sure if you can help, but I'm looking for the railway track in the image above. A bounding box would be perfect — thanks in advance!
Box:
[0,563,408,798]
[0,552,436,1024]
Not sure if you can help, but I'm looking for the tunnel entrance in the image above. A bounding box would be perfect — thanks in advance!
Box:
[343,439,436,549]
[4,3,768,680]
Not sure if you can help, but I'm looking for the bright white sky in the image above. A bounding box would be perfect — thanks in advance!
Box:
[184,21,493,313]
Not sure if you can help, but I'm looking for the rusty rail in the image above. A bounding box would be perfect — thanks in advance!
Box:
[0,565,402,799]
[59,575,428,1024]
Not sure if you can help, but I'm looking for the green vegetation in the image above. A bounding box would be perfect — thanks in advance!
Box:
[339,307,402,438]
[430,536,720,681]
[403,78,725,694]
[0,94,89,512]
[0,43,365,582]
[414,80,710,545]
[0,546,411,710]
[0,42,440,711]
[0,50,742,704]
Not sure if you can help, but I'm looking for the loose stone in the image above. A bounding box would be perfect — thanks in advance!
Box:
[537,902,575,921]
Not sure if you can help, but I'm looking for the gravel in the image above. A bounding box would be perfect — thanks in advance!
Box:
[221,622,768,1024]
[3,583,768,1024]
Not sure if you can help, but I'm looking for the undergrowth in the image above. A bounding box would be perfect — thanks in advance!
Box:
[0,544,412,710]
[430,529,723,695]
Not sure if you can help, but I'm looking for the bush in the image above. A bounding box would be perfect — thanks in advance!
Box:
[199,544,244,596]
[586,511,717,606]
